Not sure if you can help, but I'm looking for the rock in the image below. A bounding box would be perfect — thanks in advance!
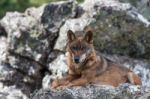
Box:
[0,11,46,63]
[0,0,150,98]
[0,84,28,99]
[82,0,150,26]
[0,24,7,36]
[46,50,64,64]
[41,1,78,33]
[0,0,78,97]
[42,74,52,90]
[0,0,77,64]
[0,64,15,83]
[0,63,41,96]
[91,10,150,59]
[0,64,31,98]
[31,84,150,99]
[54,0,150,59]
[0,34,46,96]
[48,54,68,79]
[0,31,44,96]
[42,54,68,89]
[85,0,150,59]
[119,0,150,20]
[0,37,8,63]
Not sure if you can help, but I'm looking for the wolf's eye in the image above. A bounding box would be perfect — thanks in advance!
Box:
[71,46,78,51]
[71,46,87,51]
[81,46,87,50]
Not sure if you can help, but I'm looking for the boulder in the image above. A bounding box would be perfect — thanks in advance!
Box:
[0,0,150,98]
[31,84,149,99]
[0,0,77,64]
[0,83,28,99]
[119,0,150,20]
[91,9,150,59]
[0,0,78,98]
[54,0,150,59]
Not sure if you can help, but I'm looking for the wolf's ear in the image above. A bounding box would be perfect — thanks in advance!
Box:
[67,30,76,42]
[84,27,93,43]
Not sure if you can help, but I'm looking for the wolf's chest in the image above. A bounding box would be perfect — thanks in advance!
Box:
[69,64,82,75]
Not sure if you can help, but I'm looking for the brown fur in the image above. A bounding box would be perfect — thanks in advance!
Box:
[51,28,142,89]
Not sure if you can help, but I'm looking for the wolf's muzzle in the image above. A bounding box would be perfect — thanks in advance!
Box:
[74,57,80,64]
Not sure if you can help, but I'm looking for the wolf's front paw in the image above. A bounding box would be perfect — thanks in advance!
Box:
[56,86,67,90]
[56,83,73,90]
[51,80,60,89]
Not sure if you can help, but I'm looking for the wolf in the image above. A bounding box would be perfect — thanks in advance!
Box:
[51,27,142,89]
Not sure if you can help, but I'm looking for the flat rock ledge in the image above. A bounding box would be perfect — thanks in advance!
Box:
[31,84,150,99]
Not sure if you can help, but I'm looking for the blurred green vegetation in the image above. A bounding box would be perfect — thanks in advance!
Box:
[0,0,84,19]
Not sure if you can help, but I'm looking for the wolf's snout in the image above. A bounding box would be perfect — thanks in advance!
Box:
[74,57,80,64]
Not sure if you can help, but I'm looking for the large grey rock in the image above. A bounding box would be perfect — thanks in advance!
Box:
[0,37,8,63]
[41,1,78,33]
[31,84,150,99]
[54,0,150,59]
[119,0,150,20]
[0,83,28,99]
[0,11,45,63]
[0,0,78,97]
[0,63,33,96]
[0,0,77,64]
[85,0,150,59]
[0,0,150,98]
[0,34,45,96]
[91,10,150,59]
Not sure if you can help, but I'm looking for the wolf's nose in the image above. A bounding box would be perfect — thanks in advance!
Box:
[74,57,80,64]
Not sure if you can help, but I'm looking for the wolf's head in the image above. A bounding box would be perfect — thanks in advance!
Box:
[67,27,95,65]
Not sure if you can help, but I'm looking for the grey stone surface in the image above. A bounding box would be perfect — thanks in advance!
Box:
[119,0,150,20]
[0,84,29,99]
[0,0,78,98]
[54,0,150,60]
[0,37,8,63]
[0,0,150,98]
[32,84,150,99]
[0,0,77,64]
[91,10,150,59]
